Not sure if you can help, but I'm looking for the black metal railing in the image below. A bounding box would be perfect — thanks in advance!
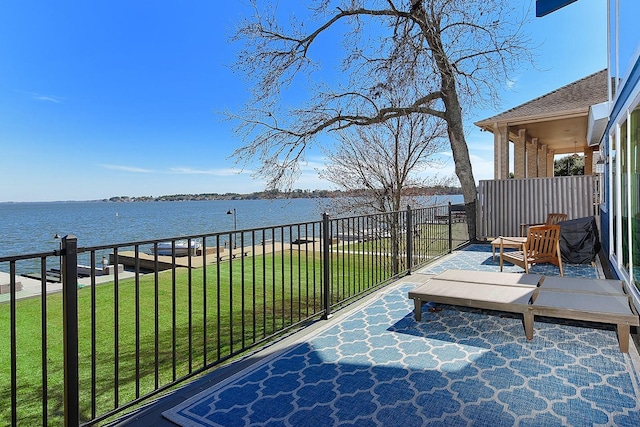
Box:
[0,203,468,426]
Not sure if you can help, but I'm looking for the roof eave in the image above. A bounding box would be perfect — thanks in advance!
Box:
[474,107,590,129]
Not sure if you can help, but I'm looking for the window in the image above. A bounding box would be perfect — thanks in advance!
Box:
[609,0,640,101]
[611,130,617,256]
[630,106,640,288]
[608,0,618,99]
[620,117,629,270]
[619,0,640,79]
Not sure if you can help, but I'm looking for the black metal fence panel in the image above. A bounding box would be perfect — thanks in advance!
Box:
[0,205,467,426]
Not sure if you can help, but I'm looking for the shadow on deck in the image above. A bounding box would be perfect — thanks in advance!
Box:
[111,244,640,426]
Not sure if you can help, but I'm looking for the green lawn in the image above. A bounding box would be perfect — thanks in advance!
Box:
[0,250,393,425]
[333,222,468,253]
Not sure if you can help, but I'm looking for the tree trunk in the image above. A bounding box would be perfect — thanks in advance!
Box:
[442,87,478,242]
[421,15,479,242]
[389,211,400,276]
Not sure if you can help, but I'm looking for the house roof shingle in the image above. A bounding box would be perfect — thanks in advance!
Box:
[475,69,608,126]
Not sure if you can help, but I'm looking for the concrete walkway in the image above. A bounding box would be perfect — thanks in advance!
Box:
[0,270,137,303]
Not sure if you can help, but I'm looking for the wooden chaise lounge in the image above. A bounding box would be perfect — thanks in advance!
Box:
[408,270,543,340]
[531,276,639,352]
[408,270,640,352]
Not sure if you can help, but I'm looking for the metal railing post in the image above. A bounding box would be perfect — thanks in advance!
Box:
[448,202,453,253]
[62,235,79,427]
[406,205,413,275]
[321,213,332,319]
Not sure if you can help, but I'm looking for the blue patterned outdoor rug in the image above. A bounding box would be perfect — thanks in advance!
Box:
[164,280,640,426]
[421,243,599,278]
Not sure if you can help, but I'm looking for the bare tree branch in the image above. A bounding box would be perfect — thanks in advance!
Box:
[227,0,535,239]
[321,112,450,215]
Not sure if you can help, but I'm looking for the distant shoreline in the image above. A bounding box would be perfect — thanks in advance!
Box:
[0,187,463,204]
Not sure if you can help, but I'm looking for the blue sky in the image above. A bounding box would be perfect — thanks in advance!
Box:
[0,0,607,202]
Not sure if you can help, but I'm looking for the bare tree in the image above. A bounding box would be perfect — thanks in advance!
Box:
[322,112,450,275]
[229,0,533,240]
[321,112,450,215]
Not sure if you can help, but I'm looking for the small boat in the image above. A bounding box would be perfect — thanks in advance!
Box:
[153,240,201,257]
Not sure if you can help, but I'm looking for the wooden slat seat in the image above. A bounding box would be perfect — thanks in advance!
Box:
[539,276,626,295]
[408,270,543,339]
[531,277,639,352]
[433,269,542,287]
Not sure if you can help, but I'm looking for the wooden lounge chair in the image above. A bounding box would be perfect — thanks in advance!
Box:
[407,271,639,352]
[491,213,567,260]
[499,225,563,276]
[530,276,639,352]
[520,212,567,236]
[408,270,544,339]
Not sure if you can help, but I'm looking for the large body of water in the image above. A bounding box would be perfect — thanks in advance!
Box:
[0,195,462,258]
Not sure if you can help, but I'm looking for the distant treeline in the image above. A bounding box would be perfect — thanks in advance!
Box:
[106,186,462,202]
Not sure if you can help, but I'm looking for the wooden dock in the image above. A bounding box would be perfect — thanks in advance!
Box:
[112,247,216,271]
[111,244,285,272]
